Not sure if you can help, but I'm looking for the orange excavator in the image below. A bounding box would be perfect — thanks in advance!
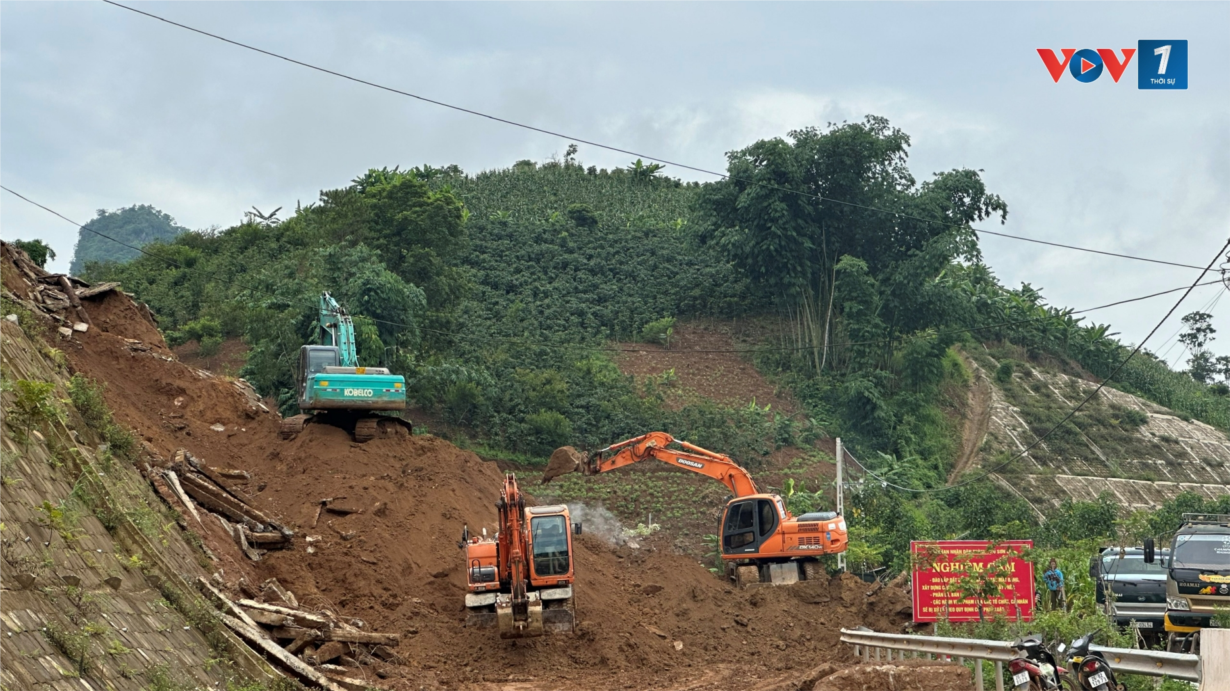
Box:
[461,472,579,638]
[544,431,847,587]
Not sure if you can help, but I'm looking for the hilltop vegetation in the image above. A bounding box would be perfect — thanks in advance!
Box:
[71,204,187,275]
[85,116,1230,577]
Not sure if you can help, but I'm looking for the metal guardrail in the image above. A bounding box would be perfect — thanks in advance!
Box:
[839,628,1201,689]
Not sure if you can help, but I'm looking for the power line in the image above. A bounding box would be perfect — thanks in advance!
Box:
[842,237,1230,495]
[6,180,1222,361]
[1,185,185,269]
[102,0,1211,274]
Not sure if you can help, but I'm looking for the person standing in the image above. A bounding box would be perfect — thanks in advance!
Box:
[1043,558,1066,612]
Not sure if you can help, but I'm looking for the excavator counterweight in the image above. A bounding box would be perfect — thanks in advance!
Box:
[462,473,579,638]
[545,432,847,587]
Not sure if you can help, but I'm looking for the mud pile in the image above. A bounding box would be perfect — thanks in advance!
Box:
[4,244,917,690]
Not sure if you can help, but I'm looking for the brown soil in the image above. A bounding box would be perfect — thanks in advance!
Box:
[174,336,250,376]
[949,354,992,484]
[16,247,931,690]
[616,320,798,415]
[80,288,170,352]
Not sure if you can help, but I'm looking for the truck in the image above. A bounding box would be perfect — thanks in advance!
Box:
[1090,546,1169,640]
[1145,513,1230,652]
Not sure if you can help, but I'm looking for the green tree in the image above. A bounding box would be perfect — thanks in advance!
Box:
[696,116,1006,370]
[13,239,56,268]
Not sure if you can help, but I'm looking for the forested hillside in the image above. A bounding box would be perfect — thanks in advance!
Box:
[87,116,1230,575]
[71,204,187,275]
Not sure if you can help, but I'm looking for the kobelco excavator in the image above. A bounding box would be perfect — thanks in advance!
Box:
[544,431,847,587]
[461,473,579,638]
[279,292,410,442]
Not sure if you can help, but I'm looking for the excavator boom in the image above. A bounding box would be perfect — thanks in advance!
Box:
[545,431,759,496]
[546,432,848,587]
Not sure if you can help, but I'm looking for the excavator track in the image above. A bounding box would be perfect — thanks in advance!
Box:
[280,414,309,440]
[353,417,379,443]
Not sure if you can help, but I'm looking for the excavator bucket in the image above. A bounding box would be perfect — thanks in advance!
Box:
[542,446,584,483]
[496,593,545,639]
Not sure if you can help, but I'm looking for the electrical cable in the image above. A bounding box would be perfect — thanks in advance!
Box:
[101,0,1212,273]
[836,236,1230,495]
[1,185,185,269]
[4,180,1223,362]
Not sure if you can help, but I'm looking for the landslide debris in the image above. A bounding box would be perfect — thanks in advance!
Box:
[2,241,915,690]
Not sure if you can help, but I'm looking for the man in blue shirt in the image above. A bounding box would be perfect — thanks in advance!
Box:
[1043,558,1066,611]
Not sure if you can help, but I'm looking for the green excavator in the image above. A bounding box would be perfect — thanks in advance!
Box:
[279,292,411,442]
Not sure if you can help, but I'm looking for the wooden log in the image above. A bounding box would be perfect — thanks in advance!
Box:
[241,608,294,628]
[180,473,275,527]
[246,531,289,546]
[236,600,331,629]
[285,633,315,655]
[318,667,384,691]
[182,480,253,526]
[324,629,400,646]
[57,275,91,326]
[270,626,322,641]
[234,524,262,562]
[211,467,252,481]
[195,577,264,633]
[219,614,345,691]
[74,282,120,299]
[163,470,203,524]
[267,624,399,646]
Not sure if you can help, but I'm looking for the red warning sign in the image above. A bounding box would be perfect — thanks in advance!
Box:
[910,540,1035,623]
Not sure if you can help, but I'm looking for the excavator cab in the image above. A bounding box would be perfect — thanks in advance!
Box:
[722,497,780,555]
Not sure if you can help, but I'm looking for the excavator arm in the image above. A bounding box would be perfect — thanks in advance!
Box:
[318,292,359,367]
[555,431,759,497]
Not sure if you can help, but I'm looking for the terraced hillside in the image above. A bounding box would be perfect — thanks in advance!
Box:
[962,346,1230,516]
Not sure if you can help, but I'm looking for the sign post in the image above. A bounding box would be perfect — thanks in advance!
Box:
[835,437,845,573]
[910,540,1035,623]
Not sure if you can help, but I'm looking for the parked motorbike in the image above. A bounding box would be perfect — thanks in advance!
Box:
[1063,632,1120,691]
[1008,635,1073,690]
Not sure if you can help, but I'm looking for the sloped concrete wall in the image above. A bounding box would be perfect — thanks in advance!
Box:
[0,320,272,690]
[966,353,1230,512]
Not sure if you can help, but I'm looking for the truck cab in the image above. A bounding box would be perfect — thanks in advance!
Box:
[1146,513,1230,650]
[1091,546,1169,636]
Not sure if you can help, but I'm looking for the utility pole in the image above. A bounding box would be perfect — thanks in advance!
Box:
[836,437,846,573]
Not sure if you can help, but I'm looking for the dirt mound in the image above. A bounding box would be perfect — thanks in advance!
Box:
[9,244,911,689]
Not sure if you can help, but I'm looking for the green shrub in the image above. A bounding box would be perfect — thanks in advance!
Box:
[524,410,573,456]
[1117,407,1149,428]
[639,317,676,348]
[66,374,136,460]
[443,381,483,426]
[994,360,1015,384]
[166,317,222,349]
[5,379,64,444]
[565,203,599,229]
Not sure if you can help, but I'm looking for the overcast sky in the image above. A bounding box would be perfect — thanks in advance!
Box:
[3,2,1228,359]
